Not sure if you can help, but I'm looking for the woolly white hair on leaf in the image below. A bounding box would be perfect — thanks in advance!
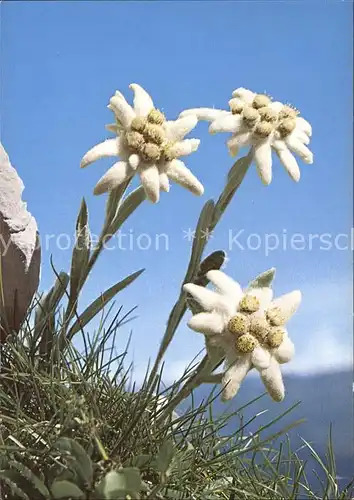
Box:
[138,164,160,203]
[273,140,301,182]
[159,172,170,192]
[168,139,200,157]
[274,335,295,364]
[94,161,133,195]
[164,116,198,141]
[109,94,135,128]
[179,108,229,121]
[209,114,242,135]
[130,83,154,117]
[231,87,255,103]
[128,154,140,170]
[183,283,231,314]
[270,291,302,323]
[244,287,273,311]
[285,136,313,164]
[166,160,204,196]
[81,84,203,199]
[80,139,120,169]
[254,140,273,186]
[222,355,252,401]
[260,358,285,402]
[187,312,225,335]
[251,346,271,370]
[206,270,243,301]
[296,117,312,136]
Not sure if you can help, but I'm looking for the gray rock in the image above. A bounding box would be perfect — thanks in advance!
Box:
[0,143,41,340]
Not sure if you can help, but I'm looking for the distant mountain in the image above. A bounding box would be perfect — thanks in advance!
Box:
[182,370,353,492]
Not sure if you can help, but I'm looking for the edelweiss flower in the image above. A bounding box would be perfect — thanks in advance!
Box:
[80,84,204,203]
[179,87,313,185]
[183,270,301,402]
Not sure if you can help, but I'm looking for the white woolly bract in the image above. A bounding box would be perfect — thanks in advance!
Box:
[80,84,203,203]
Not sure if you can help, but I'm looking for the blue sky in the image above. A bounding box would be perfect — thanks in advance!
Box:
[1,1,353,382]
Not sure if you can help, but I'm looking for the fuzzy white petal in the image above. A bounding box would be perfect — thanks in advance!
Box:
[228,97,244,108]
[231,88,255,104]
[206,270,243,303]
[222,354,252,401]
[168,139,200,157]
[179,108,229,121]
[269,101,284,113]
[129,83,154,117]
[294,129,310,145]
[139,164,160,203]
[296,117,312,137]
[226,132,251,157]
[188,312,225,335]
[244,287,273,311]
[206,333,227,350]
[269,290,302,323]
[128,154,140,170]
[93,161,133,195]
[109,95,135,128]
[254,140,273,185]
[285,136,313,164]
[105,123,120,134]
[183,283,233,314]
[272,140,301,182]
[209,114,243,135]
[164,116,198,141]
[260,358,285,402]
[159,172,170,192]
[252,346,271,370]
[274,335,295,364]
[166,159,204,196]
[226,139,239,158]
[80,139,120,168]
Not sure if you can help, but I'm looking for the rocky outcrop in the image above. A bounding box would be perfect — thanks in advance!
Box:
[0,143,41,341]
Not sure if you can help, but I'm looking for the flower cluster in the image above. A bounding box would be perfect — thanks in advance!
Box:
[184,270,301,402]
[80,84,204,203]
[80,84,309,402]
[180,87,313,185]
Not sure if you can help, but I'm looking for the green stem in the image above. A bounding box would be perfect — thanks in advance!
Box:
[156,354,223,425]
[148,150,253,393]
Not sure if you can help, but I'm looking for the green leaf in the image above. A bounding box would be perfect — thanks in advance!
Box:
[50,480,85,499]
[147,200,215,388]
[35,271,69,326]
[211,154,252,229]
[198,250,226,276]
[98,180,132,245]
[247,268,276,289]
[69,198,91,305]
[105,185,146,242]
[204,337,225,367]
[186,296,204,315]
[47,271,70,310]
[53,437,93,485]
[0,470,30,500]
[103,181,131,230]
[185,251,227,314]
[9,460,50,498]
[127,454,153,468]
[157,439,175,475]
[194,250,226,286]
[67,269,144,339]
[36,271,70,356]
[94,468,141,499]
[184,200,215,283]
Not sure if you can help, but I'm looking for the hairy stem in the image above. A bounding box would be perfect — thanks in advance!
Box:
[147,150,253,392]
